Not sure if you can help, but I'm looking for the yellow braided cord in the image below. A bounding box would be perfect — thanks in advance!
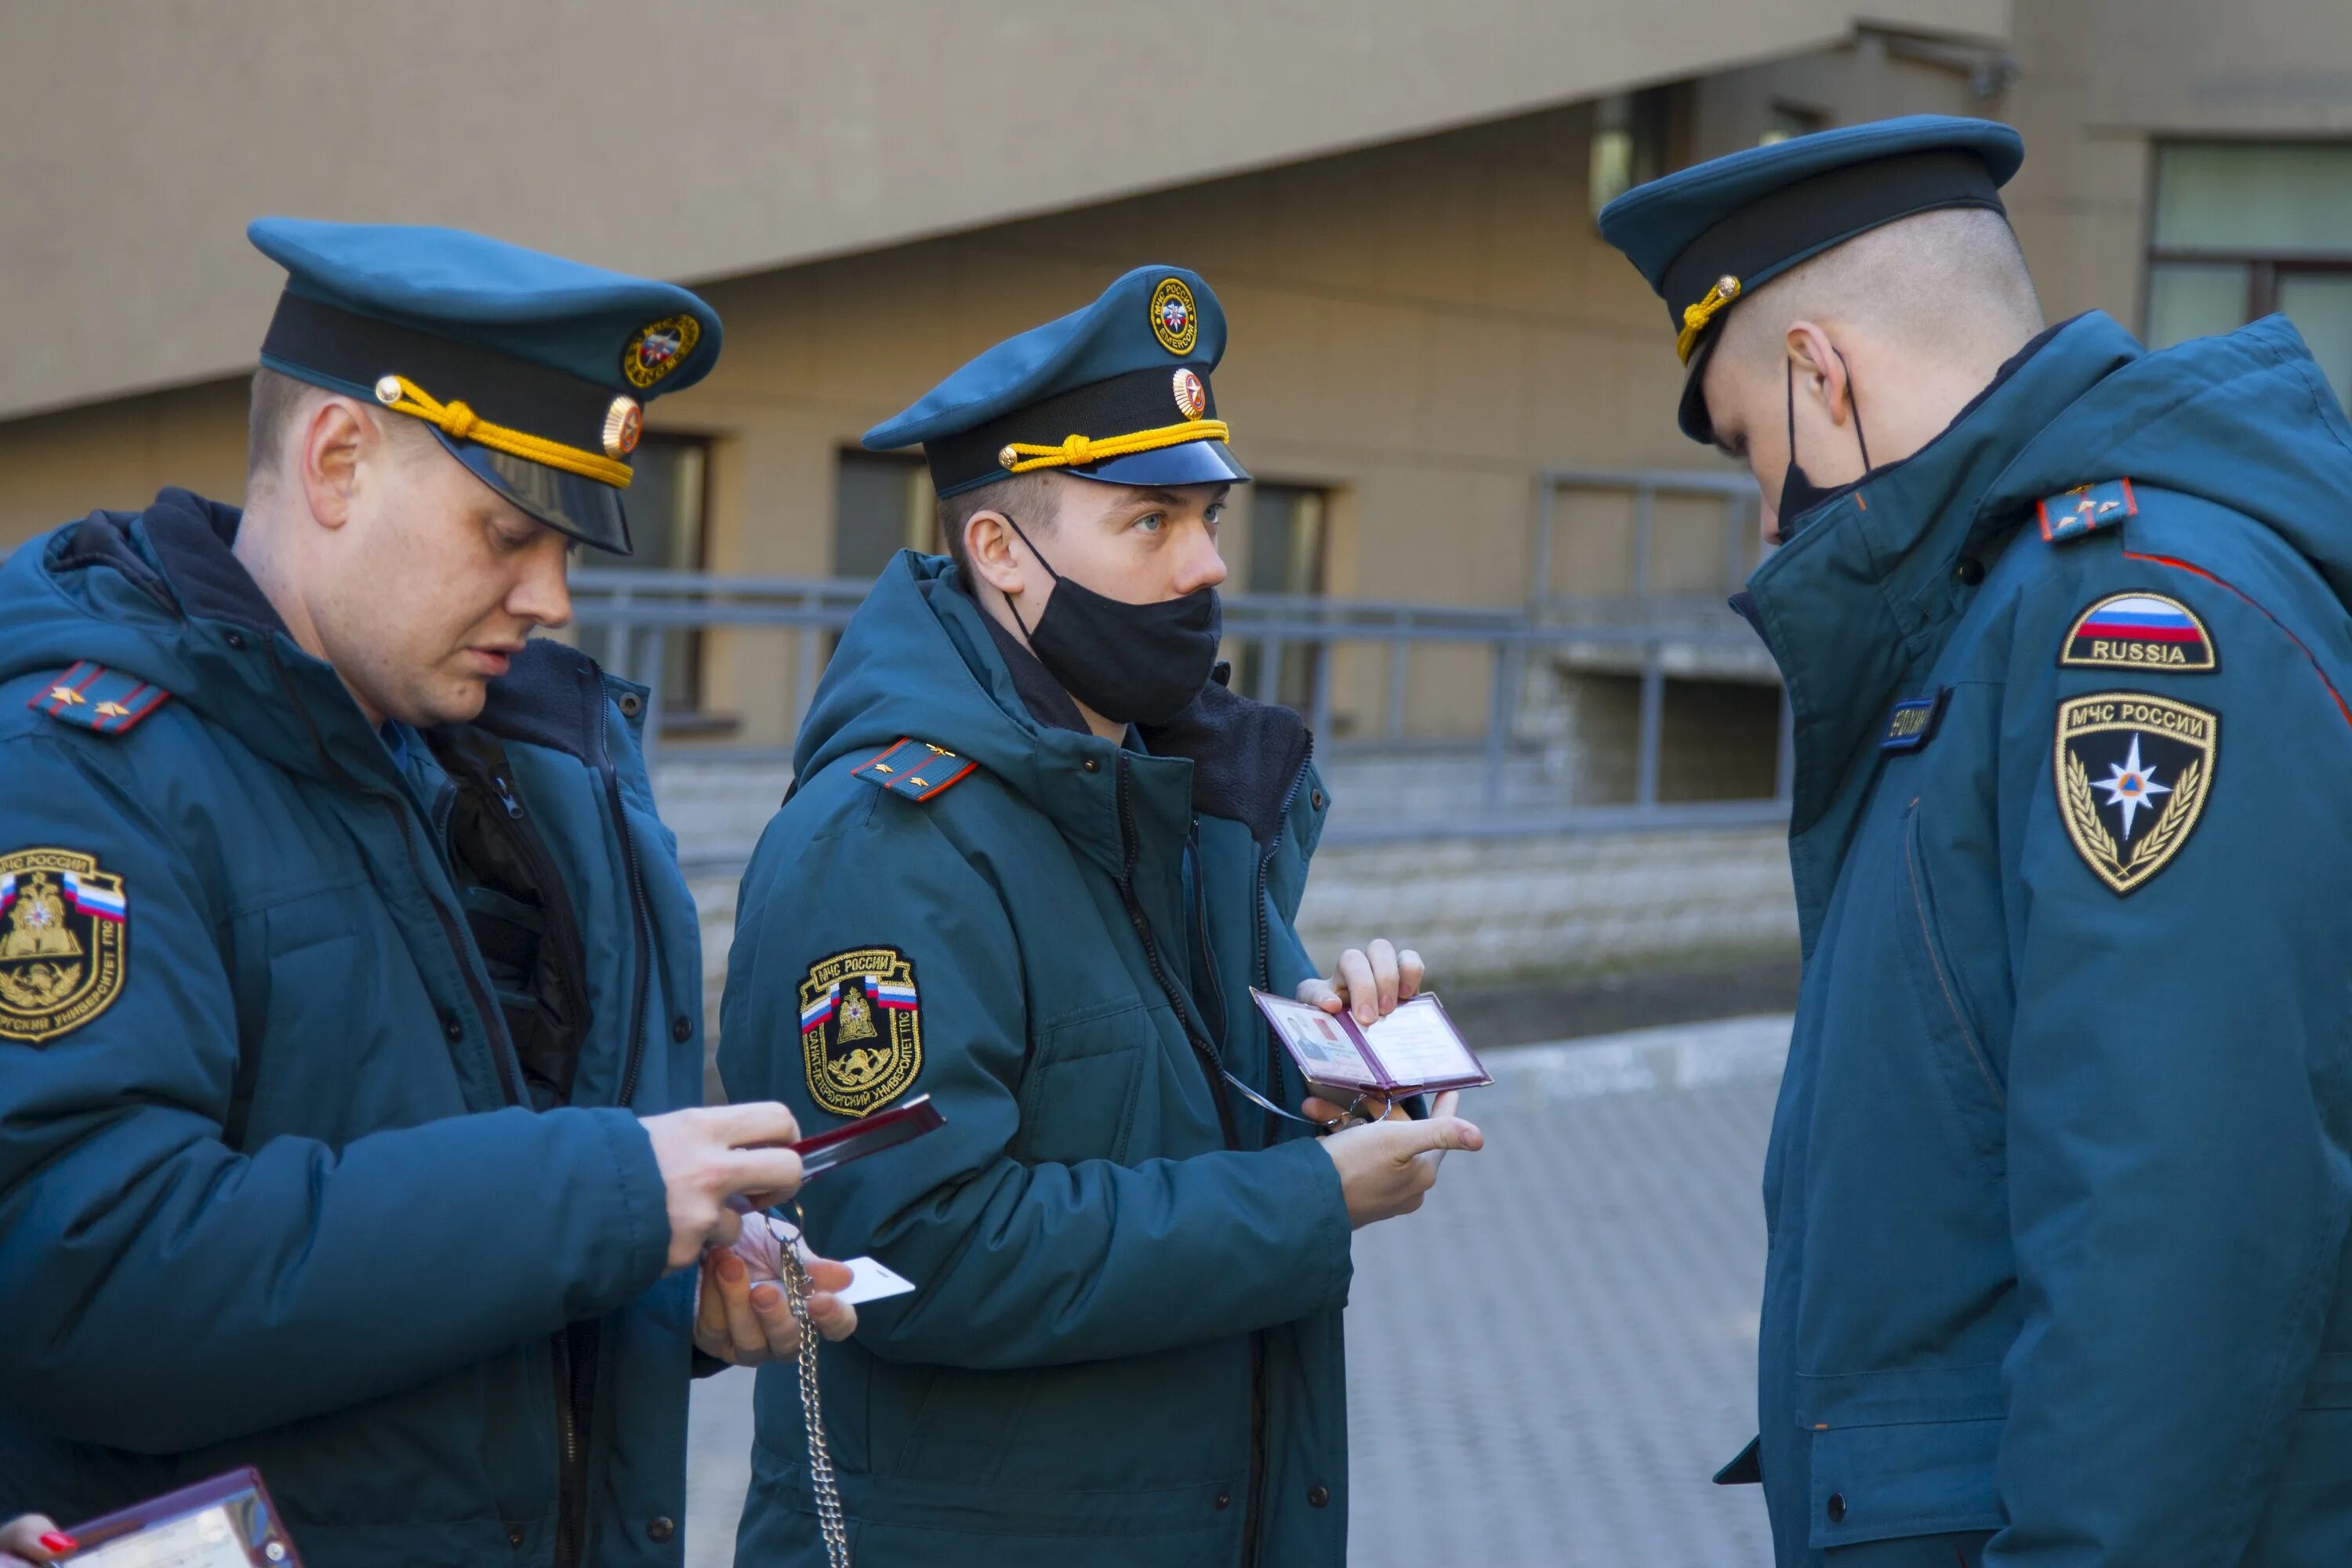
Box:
[1001,419,1232,475]
[380,375,633,488]
[1675,276,1743,365]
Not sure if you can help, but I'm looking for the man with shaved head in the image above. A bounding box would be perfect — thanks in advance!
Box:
[1605,117,2352,1565]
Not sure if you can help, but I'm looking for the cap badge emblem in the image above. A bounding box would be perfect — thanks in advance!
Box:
[622,314,702,389]
[1150,278,1198,356]
[1172,368,1207,419]
[601,397,644,459]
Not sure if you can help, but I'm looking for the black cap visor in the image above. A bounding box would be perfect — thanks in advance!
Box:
[435,430,635,555]
[1070,439,1252,489]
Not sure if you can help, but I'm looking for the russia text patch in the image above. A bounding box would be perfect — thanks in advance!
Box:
[2061,593,2216,673]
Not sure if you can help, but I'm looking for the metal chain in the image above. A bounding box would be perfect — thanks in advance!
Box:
[780,1203,851,1568]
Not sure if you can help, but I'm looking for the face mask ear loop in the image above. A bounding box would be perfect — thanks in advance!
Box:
[1835,347,1871,471]
[1773,359,1801,547]
[993,509,1060,642]
[1785,354,1798,472]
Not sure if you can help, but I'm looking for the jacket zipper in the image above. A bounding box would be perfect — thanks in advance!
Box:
[597,730,657,1111]
[1111,757,1263,1564]
[480,760,601,1567]
[272,651,601,1565]
[1250,738,1316,1121]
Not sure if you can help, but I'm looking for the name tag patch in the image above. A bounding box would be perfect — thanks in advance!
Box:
[1881,688,1951,753]
[2060,592,2216,673]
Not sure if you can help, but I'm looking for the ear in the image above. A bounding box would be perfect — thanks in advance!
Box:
[1784,321,1853,429]
[964,510,1029,597]
[296,397,377,532]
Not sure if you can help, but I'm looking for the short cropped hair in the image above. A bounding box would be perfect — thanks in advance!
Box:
[1716,206,2044,373]
[245,365,437,492]
[934,471,1055,579]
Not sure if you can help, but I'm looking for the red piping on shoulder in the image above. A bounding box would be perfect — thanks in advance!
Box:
[2124,550,2352,730]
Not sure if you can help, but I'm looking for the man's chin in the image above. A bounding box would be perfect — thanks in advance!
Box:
[388,677,492,730]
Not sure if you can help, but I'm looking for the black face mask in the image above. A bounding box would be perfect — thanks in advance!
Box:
[1774,350,1875,545]
[998,513,1221,726]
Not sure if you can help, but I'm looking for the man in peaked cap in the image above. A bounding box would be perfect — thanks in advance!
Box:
[1602,114,2352,1564]
[0,220,858,1567]
[719,265,1481,1567]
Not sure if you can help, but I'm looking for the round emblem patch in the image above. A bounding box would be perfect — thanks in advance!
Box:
[1172,368,1207,420]
[601,396,644,459]
[1150,278,1198,356]
[621,314,702,390]
[0,848,128,1045]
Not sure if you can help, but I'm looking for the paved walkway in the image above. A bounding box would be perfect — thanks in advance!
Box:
[685,1014,1789,1566]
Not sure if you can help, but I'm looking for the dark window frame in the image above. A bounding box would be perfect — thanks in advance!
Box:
[2142,140,2352,341]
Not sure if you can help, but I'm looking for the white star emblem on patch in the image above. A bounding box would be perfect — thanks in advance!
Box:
[2092,732,2171,840]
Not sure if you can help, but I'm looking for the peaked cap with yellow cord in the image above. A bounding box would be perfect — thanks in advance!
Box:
[246,216,724,554]
[863,263,1250,499]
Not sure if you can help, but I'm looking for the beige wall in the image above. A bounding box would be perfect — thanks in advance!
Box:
[0,1,2005,422]
[9,1,2352,746]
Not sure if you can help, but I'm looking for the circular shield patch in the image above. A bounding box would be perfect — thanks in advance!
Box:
[798,946,923,1119]
[1172,368,1207,420]
[0,848,128,1045]
[601,396,644,459]
[621,315,702,390]
[1150,278,1198,357]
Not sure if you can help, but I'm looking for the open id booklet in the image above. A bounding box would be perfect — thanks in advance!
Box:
[1248,989,1493,1098]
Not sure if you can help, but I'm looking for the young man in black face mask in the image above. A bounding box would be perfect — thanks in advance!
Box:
[718,267,1481,1568]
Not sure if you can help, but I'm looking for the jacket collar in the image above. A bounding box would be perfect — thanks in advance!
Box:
[1744,312,2142,942]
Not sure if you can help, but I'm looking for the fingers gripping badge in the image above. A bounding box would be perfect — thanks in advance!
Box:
[0,848,128,1044]
[2054,692,2216,895]
[800,947,923,1118]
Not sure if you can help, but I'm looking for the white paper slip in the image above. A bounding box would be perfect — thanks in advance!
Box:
[833,1255,917,1306]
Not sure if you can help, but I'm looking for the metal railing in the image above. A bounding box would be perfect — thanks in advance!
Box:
[568,470,1791,840]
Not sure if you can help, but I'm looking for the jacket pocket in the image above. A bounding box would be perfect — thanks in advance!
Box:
[1896,801,2005,1169]
[1015,1000,1147,1164]
[1801,1363,2005,1552]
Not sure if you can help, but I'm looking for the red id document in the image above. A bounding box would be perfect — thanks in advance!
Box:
[63,1467,301,1566]
[1249,989,1493,1097]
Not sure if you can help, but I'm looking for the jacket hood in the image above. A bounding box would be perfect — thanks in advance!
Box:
[797,553,1313,860]
[1984,313,2352,607]
[0,488,626,783]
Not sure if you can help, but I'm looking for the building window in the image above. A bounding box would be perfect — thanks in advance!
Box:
[1589,88,1679,220]
[1759,103,1826,147]
[834,450,936,580]
[1236,483,1329,713]
[2147,142,2352,404]
[590,433,710,724]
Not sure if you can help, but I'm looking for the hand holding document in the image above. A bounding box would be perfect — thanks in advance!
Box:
[1250,989,1493,1101]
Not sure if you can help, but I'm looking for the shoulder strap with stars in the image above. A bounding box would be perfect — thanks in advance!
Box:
[851,737,978,803]
[28,662,172,735]
[2038,477,2138,543]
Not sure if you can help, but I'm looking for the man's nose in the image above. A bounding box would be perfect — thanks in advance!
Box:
[1174,522,1229,595]
[513,539,574,630]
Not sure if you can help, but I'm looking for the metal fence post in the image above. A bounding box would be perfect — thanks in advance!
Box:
[1308,615,1335,744]
[1635,639,1664,810]
[1482,632,1511,810]
[638,626,668,778]
[1385,624,1410,741]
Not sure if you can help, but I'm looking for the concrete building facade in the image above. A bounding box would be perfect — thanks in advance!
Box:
[7,0,2352,986]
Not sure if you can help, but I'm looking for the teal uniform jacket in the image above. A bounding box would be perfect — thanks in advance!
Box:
[0,492,707,1568]
[1735,314,2352,1565]
[720,555,1355,1568]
